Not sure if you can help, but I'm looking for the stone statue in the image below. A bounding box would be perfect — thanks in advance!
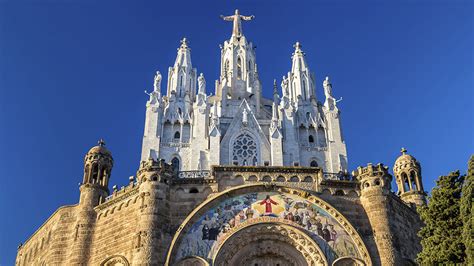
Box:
[198,73,206,94]
[221,9,255,37]
[281,76,289,96]
[242,108,248,125]
[154,71,162,92]
[323,76,333,99]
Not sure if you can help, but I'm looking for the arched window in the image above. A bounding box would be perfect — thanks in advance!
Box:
[310,160,318,167]
[232,132,258,166]
[237,57,242,79]
[401,172,410,192]
[171,157,180,172]
[189,187,199,193]
[91,164,99,183]
[318,126,327,146]
[410,171,418,190]
[308,135,314,143]
[174,131,180,140]
[248,60,252,72]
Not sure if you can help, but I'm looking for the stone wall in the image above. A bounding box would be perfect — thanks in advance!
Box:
[17,165,423,266]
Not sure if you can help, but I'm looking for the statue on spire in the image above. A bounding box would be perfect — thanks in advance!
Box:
[220,9,255,37]
[198,73,206,94]
[154,71,162,92]
[323,76,333,99]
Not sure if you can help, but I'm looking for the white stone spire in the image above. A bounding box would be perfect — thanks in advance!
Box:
[291,42,309,73]
[167,38,197,100]
[283,41,316,103]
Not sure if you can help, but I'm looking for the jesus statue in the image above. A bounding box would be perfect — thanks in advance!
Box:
[220,9,255,37]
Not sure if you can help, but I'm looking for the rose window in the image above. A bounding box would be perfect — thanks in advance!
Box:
[232,133,258,166]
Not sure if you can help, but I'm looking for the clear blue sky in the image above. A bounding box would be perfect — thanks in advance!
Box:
[0,0,472,264]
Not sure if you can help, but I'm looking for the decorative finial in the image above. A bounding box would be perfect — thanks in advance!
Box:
[401,147,407,155]
[98,139,106,147]
[273,79,278,95]
[294,41,302,50]
[180,38,188,49]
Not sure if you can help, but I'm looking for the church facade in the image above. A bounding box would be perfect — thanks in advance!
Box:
[16,10,426,266]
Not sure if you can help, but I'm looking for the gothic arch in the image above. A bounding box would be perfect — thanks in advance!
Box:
[165,184,371,266]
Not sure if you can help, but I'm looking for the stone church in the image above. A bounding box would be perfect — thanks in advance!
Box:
[16,10,427,266]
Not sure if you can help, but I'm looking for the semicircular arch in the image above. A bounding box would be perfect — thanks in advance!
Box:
[165,184,371,266]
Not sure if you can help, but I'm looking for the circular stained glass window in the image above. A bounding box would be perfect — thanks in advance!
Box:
[232,133,258,166]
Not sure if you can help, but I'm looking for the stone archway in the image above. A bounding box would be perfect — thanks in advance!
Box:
[214,223,327,266]
[166,184,371,266]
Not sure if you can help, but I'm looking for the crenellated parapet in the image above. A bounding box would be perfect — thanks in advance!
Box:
[353,163,392,193]
[137,157,174,183]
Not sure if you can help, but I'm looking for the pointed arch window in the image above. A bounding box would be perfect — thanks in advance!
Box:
[308,135,314,143]
[232,132,258,166]
[237,57,242,79]
[310,160,318,167]
[318,126,327,146]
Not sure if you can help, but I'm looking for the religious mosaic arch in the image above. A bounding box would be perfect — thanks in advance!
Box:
[166,184,371,266]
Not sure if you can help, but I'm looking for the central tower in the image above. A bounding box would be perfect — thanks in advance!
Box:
[140,9,348,173]
[217,10,262,117]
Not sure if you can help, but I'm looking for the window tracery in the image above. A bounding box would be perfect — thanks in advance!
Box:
[232,133,258,166]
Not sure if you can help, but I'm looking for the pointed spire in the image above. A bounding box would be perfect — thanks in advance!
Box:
[273,79,278,95]
[179,37,189,49]
[291,41,309,75]
[294,41,303,53]
[174,37,192,68]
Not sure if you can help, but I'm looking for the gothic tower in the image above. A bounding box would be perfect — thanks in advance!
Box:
[393,148,426,206]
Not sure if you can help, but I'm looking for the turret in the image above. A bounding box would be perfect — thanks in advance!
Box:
[80,139,113,206]
[133,158,174,265]
[393,148,426,206]
[353,163,403,265]
[69,140,113,264]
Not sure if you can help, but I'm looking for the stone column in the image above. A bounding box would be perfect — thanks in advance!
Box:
[353,163,402,266]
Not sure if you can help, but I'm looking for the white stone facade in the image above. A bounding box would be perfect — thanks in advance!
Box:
[141,14,347,173]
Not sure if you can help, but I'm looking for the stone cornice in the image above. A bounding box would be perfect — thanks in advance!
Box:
[212,165,323,175]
